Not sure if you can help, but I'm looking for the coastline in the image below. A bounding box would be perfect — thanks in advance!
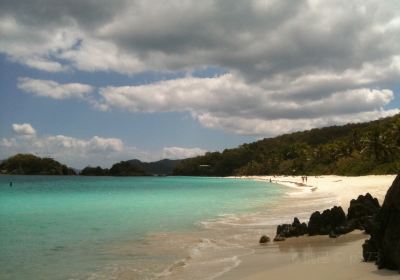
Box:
[229,175,396,209]
[220,175,398,280]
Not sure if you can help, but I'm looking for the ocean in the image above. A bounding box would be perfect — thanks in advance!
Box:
[0,176,334,280]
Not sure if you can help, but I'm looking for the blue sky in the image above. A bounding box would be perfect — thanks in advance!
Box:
[0,0,399,168]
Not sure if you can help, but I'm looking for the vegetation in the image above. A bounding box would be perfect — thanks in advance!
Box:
[125,159,181,175]
[173,114,400,176]
[79,161,147,176]
[0,154,76,175]
[80,166,109,176]
[108,160,148,176]
[80,159,181,176]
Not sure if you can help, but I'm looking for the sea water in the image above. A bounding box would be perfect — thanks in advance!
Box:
[0,176,336,280]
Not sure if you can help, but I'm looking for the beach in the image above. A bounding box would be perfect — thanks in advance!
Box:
[221,175,398,280]
[1,175,398,280]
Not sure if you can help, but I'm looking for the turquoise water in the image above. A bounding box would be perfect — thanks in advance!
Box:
[0,176,283,280]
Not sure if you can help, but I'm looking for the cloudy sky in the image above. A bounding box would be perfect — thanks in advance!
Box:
[0,0,399,168]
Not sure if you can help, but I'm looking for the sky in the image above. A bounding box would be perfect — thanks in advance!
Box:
[0,0,399,168]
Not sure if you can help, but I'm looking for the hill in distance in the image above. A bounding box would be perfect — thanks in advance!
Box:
[3,114,399,177]
[173,114,400,176]
[0,154,76,175]
[80,159,181,176]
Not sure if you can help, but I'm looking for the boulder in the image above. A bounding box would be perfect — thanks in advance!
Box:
[362,175,400,271]
[274,217,308,240]
[362,239,378,262]
[308,211,322,235]
[347,193,380,221]
[308,206,346,235]
[259,235,270,244]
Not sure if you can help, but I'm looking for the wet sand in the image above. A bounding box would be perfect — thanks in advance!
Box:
[219,231,398,280]
[220,175,398,280]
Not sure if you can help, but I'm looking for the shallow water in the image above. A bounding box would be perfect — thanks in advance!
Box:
[0,176,293,280]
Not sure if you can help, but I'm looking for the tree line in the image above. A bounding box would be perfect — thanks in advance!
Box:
[173,114,400,176]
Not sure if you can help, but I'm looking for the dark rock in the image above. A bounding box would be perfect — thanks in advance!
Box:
[362,175,400,271]
[308,206,346,236]
[334,223,356,235]
[292,217,301,227]
[347,193,380,221]
[259,235,270,244]
[275,217,308,240]
[308,211,322,235]
[329,230,338,238]
[273,236,286,242]
[363,239,378,262]
[358,216,378,235]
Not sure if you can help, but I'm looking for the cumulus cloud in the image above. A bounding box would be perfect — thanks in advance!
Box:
[162,147,207,159]
[2,123,128,167]
[12,123,36,136]
[98,74,399,134]
[1,0,399,77]
[1,0,400,135]
[17,77,94,100]
[1,123,206,167]
[195,109,400,135]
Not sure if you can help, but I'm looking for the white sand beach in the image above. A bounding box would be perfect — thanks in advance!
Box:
[221,175,399,280]
[246,175,396,209]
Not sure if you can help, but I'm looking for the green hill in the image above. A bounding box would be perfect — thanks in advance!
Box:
[173,114,400,176]
[0,154,76,175]
[80,159,181,176]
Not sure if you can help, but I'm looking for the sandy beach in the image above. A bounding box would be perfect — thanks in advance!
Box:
[221,175,398,280]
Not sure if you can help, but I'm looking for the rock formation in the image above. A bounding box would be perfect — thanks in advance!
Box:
[308,206,346,235]
[259,235,271,243]
[363,175,400,271]
[269,193,382,242]
[274,217,308,240]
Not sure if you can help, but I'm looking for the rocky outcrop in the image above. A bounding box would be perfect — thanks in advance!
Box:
[269,193,382,243]
[363,175,400,271]
[308,206,346,236]
[346,193,380,234]
[274,217,308,240]
[347,193,380,220]
[266,191,383,244]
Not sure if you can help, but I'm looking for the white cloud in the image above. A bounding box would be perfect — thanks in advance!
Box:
[1,0,399,79]
[2,123,132,168]
[1,124,206,167]
[195,109,400,135]
[17,77,94,100]
[24,57,67,72]
[1,0,400,136]
[12,123,36,136]
[162,147,207,159]
[98,74,399,135]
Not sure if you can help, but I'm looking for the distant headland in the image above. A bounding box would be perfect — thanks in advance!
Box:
[0,154,181,176]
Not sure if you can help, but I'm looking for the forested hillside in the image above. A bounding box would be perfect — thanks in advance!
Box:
[0,154,76,175]
[80,159,180,176]
[173,114,400,176]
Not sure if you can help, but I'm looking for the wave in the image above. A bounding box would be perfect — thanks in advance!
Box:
[84,181,340,280]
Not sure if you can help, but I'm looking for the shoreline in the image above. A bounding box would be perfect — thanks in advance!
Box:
[229,174,396,209]
[220,174,398,280]
[219,230,399,280]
